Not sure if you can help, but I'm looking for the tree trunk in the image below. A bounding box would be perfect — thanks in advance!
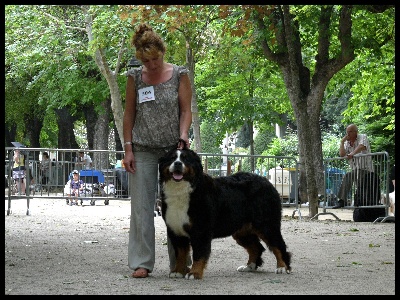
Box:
[93,97,111,170]
[4,124,17,148]
[83,103,97,151]
[113,119,123,160]
[82,6,126,146]
[249,120,255,172]
[55,107,79,161]
[186,41,201,152]
[24,114,43,160]
[256,5,356,217]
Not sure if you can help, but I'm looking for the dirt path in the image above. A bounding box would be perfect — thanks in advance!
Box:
[4,197,395,295]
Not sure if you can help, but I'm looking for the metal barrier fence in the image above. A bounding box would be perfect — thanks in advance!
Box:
[5,147,129,215]
[185,152,300,218]
[197,152,299,208]
[313,151,394,223]
[5,147,300,217]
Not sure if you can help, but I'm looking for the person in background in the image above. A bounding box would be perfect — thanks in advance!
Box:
[333,124,373,208]
[75,150,93,170]
[123,23,192,278]
[12,149,26,195]
[388,165,395,216]
[388,165,395,193]
[27,167,36,196]
[40,151,51,188]
[67,170,84,206]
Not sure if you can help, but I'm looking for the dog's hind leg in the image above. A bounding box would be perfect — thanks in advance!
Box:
[232,228,265,272]
[270,246,292,274]
[259,227,292,274]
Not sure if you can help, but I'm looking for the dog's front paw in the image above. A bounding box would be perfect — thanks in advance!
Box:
[275,267,291,274]
[185,272,202,279]
[237,262,256,272]
[169,272,186,278]
[185,273,196,280]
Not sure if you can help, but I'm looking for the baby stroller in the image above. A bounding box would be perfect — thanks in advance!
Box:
[78,169,110,205]
[64,171,92,206]
[64,170,109,206]
[64,182,92,205]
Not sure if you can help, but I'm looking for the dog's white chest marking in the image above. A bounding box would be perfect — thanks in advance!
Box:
[163,181,192,237]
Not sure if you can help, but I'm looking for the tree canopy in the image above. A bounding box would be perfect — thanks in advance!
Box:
[5,5,394,218]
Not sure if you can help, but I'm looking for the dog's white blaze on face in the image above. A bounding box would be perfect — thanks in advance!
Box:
[163,180,192,237]
[169,150,185,173]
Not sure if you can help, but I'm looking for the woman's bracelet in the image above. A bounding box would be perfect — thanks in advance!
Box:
[124,142,133,146]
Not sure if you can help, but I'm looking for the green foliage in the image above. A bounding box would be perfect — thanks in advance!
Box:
[200,121,224,154]
[227,147,252,173]
[258,133,299,171]
[40,111,59,148]
[254,128,276,155]
[236,157,253,173]
[322,81,351,136]
[5,4,395,162]
[346,47,395,161]
[321,132,341,158]
[329,8,395,163]
[262,133,299,158]
[195,24,291,137]
[5,5,133,148]
[255,131,351,171]
[199,121,224,169]
[236,123,251,148]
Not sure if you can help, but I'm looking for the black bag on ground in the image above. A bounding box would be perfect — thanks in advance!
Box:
[353,207,385,222]
[354,171,381,206]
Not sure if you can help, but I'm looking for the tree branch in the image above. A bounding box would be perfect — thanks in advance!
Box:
[39,11,87,33]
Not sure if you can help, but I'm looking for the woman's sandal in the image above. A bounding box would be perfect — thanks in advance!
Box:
[132,268,149,278]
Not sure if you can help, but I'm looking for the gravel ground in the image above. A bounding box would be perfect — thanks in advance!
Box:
[4,196,395,295]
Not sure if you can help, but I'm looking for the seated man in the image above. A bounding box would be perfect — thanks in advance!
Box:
[333,124,373,208]
[75,150,93,170]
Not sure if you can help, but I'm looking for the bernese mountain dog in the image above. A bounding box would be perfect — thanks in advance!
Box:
[158,141,292,279]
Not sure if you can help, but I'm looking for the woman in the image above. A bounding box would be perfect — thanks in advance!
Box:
[123,23,192,278]
[12,149,26,195]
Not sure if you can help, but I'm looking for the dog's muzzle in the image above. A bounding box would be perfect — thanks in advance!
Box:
[170,161,184,181]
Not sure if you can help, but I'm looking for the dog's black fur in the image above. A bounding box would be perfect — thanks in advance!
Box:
[158,141,292,279]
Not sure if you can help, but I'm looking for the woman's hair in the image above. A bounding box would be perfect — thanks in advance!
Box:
[132,23,166,61]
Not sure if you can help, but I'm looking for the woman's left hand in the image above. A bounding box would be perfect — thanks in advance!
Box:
[177,137,189,150]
